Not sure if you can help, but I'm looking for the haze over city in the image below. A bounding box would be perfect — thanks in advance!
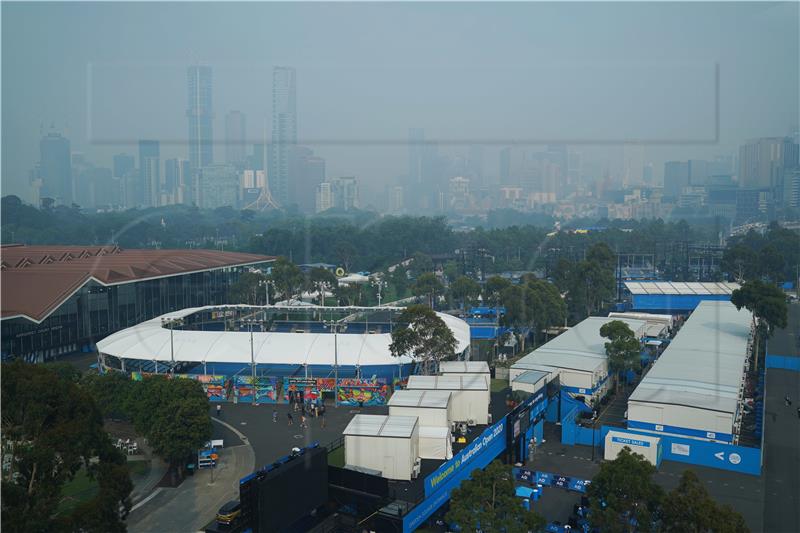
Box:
[2,1,798,214]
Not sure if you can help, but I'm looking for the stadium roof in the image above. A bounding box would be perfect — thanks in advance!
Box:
[624,281,739,296]
[387,390,451,409]
[343,414,418,438]
[511,317,646,374]
[0,245,274,323]
[96,305,471,367]
[629,301,752,415]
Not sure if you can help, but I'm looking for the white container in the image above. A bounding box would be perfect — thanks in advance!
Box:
[406,375,490,425]
[388,390,453,428]
[343,415,419,481]
[439,360,491,387]
[418,426,453,460]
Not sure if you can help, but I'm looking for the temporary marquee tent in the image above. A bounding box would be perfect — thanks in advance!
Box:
[343,414,420,481]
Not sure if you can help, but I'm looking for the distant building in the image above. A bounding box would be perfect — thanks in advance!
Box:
[249,143,266,171]
[688,159,709,186]
[783,168,800,209]
[289,146,325,213]
[736,188,772,222]
[139,140,160,207]
[315,181,333,213]
[165,158,191,204]
[270,66,297,207]
[225,110,247,165]
[738,137,798,199]
[39,132,72,205]
[187,65,214,171]
[663,161,689,200]
[388,185,404,214]
[197,164,239,209]
[333,176,359,211]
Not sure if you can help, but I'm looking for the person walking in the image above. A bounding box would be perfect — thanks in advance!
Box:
[287,412,294,426]
[797,406,800,420]
[300,414,307,429]
[785,394,792,407]
[272,408,278,423]
[527,438,536,466]
[216,404,222,417]
[319,405,326,429]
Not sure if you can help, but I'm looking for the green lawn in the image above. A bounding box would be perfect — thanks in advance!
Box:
[490,378,510,393]
[328,446,345,468]
[57,469,99,515]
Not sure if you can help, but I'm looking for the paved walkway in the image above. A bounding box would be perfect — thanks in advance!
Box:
[126,419,255,533]
[762,302,800,533]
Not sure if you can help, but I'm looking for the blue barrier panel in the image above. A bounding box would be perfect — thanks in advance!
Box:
[561,406,578,445]
[627,419,733,443]
[766,355,800,371]
[403,420,507,532]
[599,425,761,476]
[575,426,601,447]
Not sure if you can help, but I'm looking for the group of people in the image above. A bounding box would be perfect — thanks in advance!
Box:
[275,395,326,430]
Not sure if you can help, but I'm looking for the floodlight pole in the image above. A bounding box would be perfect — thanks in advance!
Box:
[250,322,256,405]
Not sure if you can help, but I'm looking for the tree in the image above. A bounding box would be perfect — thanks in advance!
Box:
[661,470,747,533]
[731,280,788,369]
[228,271,266,304]
[600,320,641,392]
[411,251,434,277]
[446,459,545,533]
[586,242,616,271]
[1,362,132,533]
[412,272,445,308]
[389,304,457,375]
[587,447,663,533]
[270,257,303,301]
[449,276,481,310]
[484,275,512,306]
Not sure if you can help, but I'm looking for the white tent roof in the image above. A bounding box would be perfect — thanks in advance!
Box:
[439,361,490,374]
[418,426,449,439]
[96,305,471,366]
[387,389,451,409]
[511,317,646,374]
[629,301,752,415]
[624,281,740,296]
[343,414,418,438]
[406,375,488,391]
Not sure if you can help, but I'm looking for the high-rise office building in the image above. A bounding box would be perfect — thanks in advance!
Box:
[783,169,800,209]
[388,185,404,214]
[315,182,333,213]
[269,66,297,206]
[622,143,645,188]
[688,159,709,186]
[39,132,72,204]
[139,140,160,207]
[187,65,214,171]
[663,161,689,200]
[739,137,799,203]
[333,177,359,211]
[249,143,266,171]
[165,158,191,204]
[225,111,246,165]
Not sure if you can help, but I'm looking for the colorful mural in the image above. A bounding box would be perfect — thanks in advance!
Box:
[193,374,228,402]
[336,378,389,406]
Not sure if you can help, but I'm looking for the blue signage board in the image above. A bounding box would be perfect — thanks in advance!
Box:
[612,435,651,448]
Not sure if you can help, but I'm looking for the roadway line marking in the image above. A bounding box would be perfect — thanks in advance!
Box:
[130,487,163,512]
[212,417,250,443]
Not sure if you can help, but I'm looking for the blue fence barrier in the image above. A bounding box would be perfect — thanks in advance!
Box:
[766,355,800,371]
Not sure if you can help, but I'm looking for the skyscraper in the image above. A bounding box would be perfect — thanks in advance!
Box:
[139,140,160,207]
[225,111,246,165]
[663,161,689,200]
[113,154,135,179]
[39,132,72,204]
[289,146,326,213]
[187,65,214,171]
[270,66,297,206]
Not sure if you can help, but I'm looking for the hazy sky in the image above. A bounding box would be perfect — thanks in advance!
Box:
[2,1,798,202]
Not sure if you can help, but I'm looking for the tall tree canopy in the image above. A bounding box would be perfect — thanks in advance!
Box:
[446,460,545,533]
[1,362,132,533]
[449,275,481,309]
[600,320,642,391]
[661,471,748,533]
[389,304,457,375]
[412,272,445,309]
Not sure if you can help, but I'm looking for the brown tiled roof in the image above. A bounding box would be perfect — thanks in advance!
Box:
[0,245,274,322]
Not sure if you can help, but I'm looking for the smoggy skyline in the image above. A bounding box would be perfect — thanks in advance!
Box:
[2,2,798,205]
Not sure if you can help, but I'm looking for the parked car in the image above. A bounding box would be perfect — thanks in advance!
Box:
[216,500,241,526]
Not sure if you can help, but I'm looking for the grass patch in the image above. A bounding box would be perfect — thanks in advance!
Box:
[328,446,345,468]
[56,469,99,515]
[491,378,509,393]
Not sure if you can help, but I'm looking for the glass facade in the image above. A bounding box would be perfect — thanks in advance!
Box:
[1,266,252,363]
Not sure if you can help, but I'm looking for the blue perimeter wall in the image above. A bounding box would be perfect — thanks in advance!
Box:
[631,293,730,312]
[765,355,800,371]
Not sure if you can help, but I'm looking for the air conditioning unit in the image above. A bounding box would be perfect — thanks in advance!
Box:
[468,419,476,427]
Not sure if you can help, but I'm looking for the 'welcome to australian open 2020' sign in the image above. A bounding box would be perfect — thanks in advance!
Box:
[424,420,506,497]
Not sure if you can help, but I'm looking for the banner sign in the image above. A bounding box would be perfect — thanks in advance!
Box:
[424,420,506,497]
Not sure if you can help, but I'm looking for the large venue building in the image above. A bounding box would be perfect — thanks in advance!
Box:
[0,244,273,362]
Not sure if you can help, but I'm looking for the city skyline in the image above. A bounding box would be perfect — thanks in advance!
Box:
[2,1,798,213]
